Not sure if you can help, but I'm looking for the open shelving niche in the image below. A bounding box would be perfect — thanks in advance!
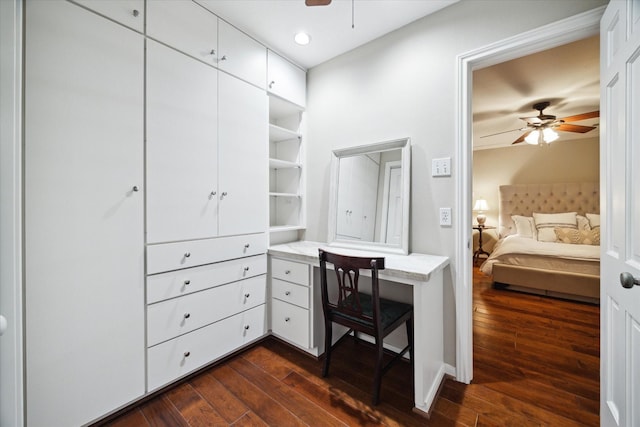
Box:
[268,95,305,245]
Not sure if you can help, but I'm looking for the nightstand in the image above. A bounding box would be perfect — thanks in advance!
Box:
[473,225,496,265]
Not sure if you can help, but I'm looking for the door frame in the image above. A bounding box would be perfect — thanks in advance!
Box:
[0,0,24,426]
[380,160,401,244]
[454,6,605,383]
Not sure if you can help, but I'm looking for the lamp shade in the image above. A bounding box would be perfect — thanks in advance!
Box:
[473,199,489,211]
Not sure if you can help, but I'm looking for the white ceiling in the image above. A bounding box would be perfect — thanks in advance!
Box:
[196,0,459,69]
[473,35,600,150]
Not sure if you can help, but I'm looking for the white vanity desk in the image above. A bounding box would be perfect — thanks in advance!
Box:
[268,240,449,415]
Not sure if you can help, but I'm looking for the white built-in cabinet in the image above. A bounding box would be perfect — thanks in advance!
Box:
[24,2,145,426]
[23,0,306,424]
[267,51,307,244]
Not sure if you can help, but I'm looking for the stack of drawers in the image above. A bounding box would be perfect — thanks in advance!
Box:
[146,234,267,391]
[270,258,311,349]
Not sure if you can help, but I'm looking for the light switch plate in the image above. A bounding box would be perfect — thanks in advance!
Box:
[432,157,451,177]
[439,207,452,226]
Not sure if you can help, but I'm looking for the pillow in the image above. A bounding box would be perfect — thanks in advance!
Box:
[554,227,600,245]
[586,213,600,229]
[533,212,578,242]
[576,215,591,231]
[511,215,536,238]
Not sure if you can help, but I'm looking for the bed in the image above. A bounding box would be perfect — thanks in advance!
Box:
[479,183,600,303]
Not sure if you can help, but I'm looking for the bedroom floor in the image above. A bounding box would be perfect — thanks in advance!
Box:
[100,267,600,426]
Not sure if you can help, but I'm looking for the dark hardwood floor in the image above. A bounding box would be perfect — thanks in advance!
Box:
[101,268,599,426]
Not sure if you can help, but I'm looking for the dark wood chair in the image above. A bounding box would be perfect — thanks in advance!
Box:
[318,249,414,405]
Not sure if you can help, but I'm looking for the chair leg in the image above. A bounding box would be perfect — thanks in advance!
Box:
[406,315,414,399]
[322,321,333,377]
[372,337,385,405]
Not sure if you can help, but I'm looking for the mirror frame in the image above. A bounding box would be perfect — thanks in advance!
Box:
[327,137,411,255]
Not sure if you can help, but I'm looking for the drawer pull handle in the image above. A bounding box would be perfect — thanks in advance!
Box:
[220,55,228,61]
[285,317,290,322]
[184,313,191,319]
[244,293,250,298]
[132,185,140,192]
[210,49,216,55]
[210,190,217,197]
[184,351,190,357]
[269,80,275,89]
[184,280,191,285]
[285,291,291,296]
[244,243,250,249]
[285,270,291,275]
[244,266,250,272]
[244,325,250,330]
[132,9,140,17]
[184,252,191,258]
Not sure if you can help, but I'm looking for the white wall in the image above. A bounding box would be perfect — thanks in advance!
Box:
[305,0,607,367]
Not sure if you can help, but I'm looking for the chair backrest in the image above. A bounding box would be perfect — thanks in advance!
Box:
[318,249,385,329]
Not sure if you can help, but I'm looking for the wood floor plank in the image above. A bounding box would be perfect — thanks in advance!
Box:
[229,412,269,427]
[102,409,149,427]
[140,396,189,427]
[210,364,307,426]
[165,382,228,427]
[189,370,250,424]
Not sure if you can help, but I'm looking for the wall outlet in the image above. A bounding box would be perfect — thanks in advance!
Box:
[439,207,452,226]
[432,157,451,177]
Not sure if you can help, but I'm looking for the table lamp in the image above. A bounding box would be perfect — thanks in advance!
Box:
[473,199,489,226]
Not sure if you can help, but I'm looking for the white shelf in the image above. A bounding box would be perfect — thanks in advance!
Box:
[269,192,300,198]
[269,158,301,169]
[270,225,306,233]
[269,124,301,143]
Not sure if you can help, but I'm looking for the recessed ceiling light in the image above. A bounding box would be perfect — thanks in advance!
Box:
[294,32,311,46]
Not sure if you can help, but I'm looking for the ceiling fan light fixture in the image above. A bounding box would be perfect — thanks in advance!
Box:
[543,127,559,143]
[525,130,540,145]
[294,32,311,45]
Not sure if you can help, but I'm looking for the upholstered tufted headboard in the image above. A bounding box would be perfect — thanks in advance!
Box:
[499,183,600,238]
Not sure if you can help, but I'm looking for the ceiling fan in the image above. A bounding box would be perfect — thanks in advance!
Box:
[483,101,599,145]
[305,0,331,5]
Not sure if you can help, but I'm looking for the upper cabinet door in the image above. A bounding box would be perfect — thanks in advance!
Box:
[147,0,218,65]
[267,50,306,107]
[218,73,268,236]
[146,40,219,244]
[218,20,266,89]
[73,0,144,32]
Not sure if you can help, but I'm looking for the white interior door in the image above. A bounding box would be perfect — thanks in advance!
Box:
[600,1,640,426]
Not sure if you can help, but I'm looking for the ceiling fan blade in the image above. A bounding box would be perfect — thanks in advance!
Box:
[555,123,597,133]
[480,127,525,138]
[305,0,331,5]
[511,131,531,145]
[560,110,599,122]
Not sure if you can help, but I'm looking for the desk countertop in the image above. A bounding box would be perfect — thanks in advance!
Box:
[268,241,449,284]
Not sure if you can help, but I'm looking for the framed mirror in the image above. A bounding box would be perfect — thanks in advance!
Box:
[327,138,411,255]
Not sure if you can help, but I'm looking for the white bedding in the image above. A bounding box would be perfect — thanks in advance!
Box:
[480,235,600,276]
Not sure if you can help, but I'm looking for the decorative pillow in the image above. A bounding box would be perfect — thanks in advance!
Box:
[577,215,591,231]
[511,215,536,239]
[533,212,578,242]
[554,227,600,245]
[586,213,600,229]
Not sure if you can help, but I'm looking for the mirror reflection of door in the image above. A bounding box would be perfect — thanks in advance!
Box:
[381,161,402,244]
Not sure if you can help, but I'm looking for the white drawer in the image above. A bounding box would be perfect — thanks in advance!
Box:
[147,254,266,304]
[147,233,266,274]
[271,298,309,349]
[147,275,266,346]
[272,278,309,309]
[271,258,309,286]
[147,304,266,391]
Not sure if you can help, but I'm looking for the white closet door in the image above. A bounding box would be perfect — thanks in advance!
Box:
[218,19,266,89]
[24,2,144,426]
[146,40,219,243]
[218,73,268,236]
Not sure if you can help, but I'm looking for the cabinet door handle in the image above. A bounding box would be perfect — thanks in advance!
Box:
[184,252,191,258]
[244,266,250,272]
[244,243,250,249]
[285,270,291,275]
[244,325,250,330]
[210,190,217,197]
[184,280,191,285]
[210,49,216,55]
[285,291,291,296]
[221,192,228,199]
[184,351,190,357]
[244,293,250,298]
[285,317,290,322]
[132,185,139,192]
[132,9,140,17]
[184,313,190,319]
[220,55,227,61]
[269,80,275,89]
